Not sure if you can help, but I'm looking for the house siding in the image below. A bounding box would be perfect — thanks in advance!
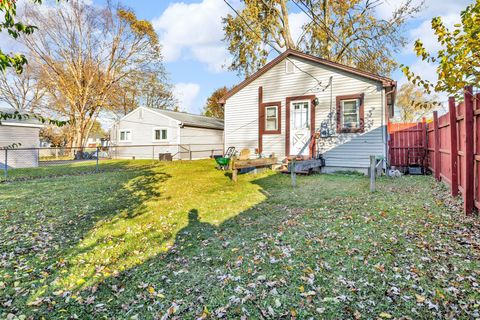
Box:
[0,125,41,168]
[110,108,180,159]
[224,55,387,171]
[179,126,224,159]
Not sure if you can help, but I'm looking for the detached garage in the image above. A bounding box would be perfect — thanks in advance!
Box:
[0,108,43,168]
[110,107,224,160]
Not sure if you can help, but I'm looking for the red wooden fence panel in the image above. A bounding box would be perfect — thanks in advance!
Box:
[448,97,458,197]
[474,93,480,210]
[458,102,466,196]
[388,86,478,215]
[388,122,426,168]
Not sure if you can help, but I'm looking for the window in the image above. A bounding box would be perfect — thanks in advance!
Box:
[262,103,281,134]
[153,128,168,141]
[119,130,131,142]
[336,94,364,133]
[292,102,309,129]
[265,106,278,131]
[341,99,360,129]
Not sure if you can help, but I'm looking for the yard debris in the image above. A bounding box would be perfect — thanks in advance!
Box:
[1,161,479,318]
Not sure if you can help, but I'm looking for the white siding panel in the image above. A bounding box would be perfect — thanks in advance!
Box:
[225,55,387,169]
[111,108,180,159]
[0,125,40,168]
[180,126,224,159]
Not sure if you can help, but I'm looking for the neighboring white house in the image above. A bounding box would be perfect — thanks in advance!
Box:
[221,49,397,173]
[0,108,44,168]
[110,107,224,160]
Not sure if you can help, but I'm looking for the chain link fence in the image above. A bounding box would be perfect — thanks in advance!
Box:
[1,144,223,182]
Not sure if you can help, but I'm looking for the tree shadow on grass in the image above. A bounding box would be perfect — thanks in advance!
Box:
[13,172,478,319]
[0,165,171,310]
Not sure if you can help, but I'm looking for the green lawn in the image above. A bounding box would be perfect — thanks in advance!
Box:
[0,160,479,319]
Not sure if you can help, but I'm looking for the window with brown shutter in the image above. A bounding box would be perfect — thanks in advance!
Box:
[336,93,364,133]
[261,102,281,134]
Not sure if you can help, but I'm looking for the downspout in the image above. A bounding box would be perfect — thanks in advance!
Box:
[384,82,397,168]
[220,102,226,155]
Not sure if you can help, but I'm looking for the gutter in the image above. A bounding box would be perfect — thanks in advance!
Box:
[179,123,224,131]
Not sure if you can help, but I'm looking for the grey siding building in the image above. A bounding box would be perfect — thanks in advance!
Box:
[110,107,224,160]
[0,109,43,168]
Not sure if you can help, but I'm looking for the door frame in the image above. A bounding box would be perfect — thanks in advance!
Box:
[285,95,316,158]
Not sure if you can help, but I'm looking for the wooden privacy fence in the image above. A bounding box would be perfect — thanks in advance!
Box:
[390,86,479,215]
[388,121,427,168]
[427,86,480,215]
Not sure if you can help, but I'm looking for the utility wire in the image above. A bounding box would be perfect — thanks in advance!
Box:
[292,0,367,66]
[223,0,327,91]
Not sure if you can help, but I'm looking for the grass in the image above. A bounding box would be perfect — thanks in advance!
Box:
[1,159,158,181]
[0,160,479,319]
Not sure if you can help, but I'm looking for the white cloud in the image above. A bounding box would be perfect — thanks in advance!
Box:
[288,11,309,44]
[406,13,460,53]
[173,83,201,113]
[376,0,472,21]
[152,0,232,72]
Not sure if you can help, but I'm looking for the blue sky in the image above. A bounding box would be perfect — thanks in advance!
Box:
[105,0,471,115]
[2,0,474,115]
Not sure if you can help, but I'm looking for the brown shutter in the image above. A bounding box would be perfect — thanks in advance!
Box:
[336,96,342,133]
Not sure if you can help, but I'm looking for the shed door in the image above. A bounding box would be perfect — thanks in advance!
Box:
[290,101,310,156]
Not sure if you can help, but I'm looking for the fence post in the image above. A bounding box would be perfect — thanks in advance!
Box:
[422,117,427,169]
[370,155,376,192]
[189,145,192,160]
[464,86,474,215]
[4,149,7,180]
[95,147,99,173]
[448,97,459,197]
[433,111,440,181]
[290,158,296,188]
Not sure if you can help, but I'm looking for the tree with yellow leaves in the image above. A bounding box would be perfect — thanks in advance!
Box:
[21,0,173,148]
[402,0,480,96]
[223,0,423,77]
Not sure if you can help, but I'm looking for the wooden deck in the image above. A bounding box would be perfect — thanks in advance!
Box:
[285,159,325,174]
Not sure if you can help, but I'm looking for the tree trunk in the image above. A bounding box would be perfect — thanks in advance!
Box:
[280,0,295,49]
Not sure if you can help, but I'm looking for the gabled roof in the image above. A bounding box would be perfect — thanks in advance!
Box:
[221,49,396,103]
[144,108,224,130]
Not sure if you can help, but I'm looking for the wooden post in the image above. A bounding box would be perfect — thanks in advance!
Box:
[422,117,427,169]
[448,97,459,197]
[232,169,238,183]
[433,111,441,181]
[370,155,376,192]
[464,86,474,215]
[291,158,296,188]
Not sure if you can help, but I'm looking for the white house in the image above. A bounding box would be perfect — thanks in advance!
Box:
[221,49,396,173]
[110,107,224,160]
[0,108,44,168]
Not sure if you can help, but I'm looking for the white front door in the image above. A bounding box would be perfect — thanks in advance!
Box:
[290,101,310,156]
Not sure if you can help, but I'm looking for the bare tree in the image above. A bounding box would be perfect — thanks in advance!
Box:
[21,0,172,148]
[109,70,176,117]
[0,66,46,113]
